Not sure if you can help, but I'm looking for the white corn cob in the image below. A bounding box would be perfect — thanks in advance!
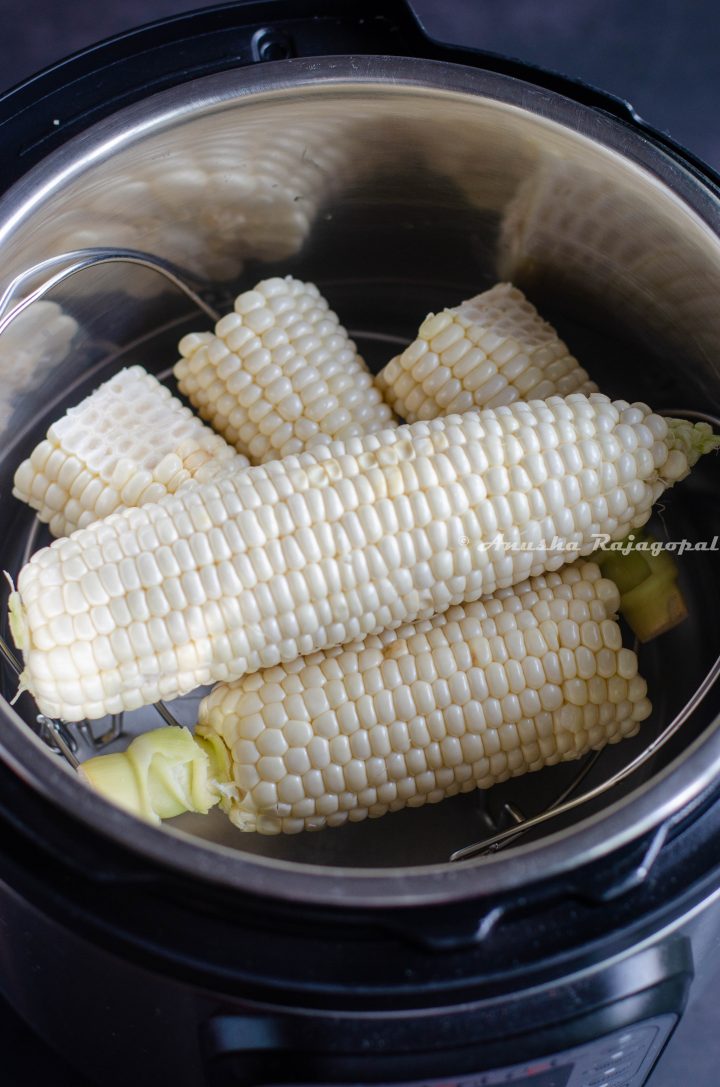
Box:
[11,394,712,723]
[79,563,651,834]
[0,300,79,431]
[373,284,691,645]
[2,299,78,379]
[175,276,396,463]
[24,114,360,291]
[498,161,720,369]
[377,283,597,422]
[12,366,248,537]
[498,163,665,293]
[198,562,650,833]
[416,116,540,215]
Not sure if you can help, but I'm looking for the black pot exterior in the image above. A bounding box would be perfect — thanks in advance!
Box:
[0,738,719,1085]
[0,3,720,1085]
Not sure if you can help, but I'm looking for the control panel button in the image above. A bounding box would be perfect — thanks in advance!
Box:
[590,1052,646,1078]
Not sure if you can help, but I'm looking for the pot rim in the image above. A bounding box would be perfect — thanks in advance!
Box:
[1,54,719,908]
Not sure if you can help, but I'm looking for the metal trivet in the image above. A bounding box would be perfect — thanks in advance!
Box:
[0,247,718,860]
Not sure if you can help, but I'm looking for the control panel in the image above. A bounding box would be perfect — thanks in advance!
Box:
[272,1013,676,1087]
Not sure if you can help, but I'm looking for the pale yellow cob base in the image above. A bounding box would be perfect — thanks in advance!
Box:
[12,365,248,537]
[80,726,231,823]
[377,283,597,422]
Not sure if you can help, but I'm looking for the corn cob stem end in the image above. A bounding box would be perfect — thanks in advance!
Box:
[6,581,26,651]
[596,533,687,642]
[80,726,231,824]
[620,577,688,643]
[665,419,720,477]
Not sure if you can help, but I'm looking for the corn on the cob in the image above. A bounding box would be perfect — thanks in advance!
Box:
[496,161,720,371]
[376,283,597,422]
[498,166,646,290]
[12,366,248,537]
[175,276,396,463]
[2,299,78,380]
[0,300,79,432]
[80,562,651,833]
[375,283,688,643]
[497,161,685,304]
[10,394,715,723]
[410,107,541,218]
[23,114,360,290]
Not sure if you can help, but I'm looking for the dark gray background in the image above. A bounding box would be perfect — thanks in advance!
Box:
[1,1,719,1085]
[2,0,720,169]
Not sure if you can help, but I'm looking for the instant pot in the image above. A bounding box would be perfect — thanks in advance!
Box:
[1,2,719,1085]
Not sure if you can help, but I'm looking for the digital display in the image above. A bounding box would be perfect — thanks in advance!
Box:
[500,1069,571,1087]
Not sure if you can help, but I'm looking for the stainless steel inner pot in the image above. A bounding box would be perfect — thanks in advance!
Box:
[0,56,719,906]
